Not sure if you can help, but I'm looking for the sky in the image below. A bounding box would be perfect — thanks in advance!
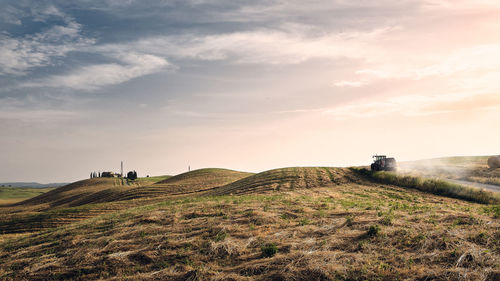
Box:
[1,0,500,183]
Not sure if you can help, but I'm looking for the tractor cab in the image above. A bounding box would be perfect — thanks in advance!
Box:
[373,155,387,162]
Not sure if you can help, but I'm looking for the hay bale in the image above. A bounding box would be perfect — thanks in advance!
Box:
[208,239,243,258]
[487,156,500,169]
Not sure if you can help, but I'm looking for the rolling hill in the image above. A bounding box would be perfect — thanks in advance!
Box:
[11,175,172,209]
[207,167,361,196]
[0,169,253,234]
[0,162,499,280]
[114,168,254,201]
[0,176,169,234]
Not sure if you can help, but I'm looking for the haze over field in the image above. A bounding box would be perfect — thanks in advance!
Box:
[1,0,500,183]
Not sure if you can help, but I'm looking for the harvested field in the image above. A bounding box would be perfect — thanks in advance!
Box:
[116,168,254,200]
[207,167,362,195]
[0,165,499,280]
[1,183,498,280]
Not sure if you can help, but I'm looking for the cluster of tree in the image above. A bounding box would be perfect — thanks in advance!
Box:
[127,170,138,180]
[90,170,139,179]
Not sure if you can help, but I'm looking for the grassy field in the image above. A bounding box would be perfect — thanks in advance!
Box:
[352,168,500,204]
[135,175,171,185]
[0,187,55,205]
[0,165,499,280]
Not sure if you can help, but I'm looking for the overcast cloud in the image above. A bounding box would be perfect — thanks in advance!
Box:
[1,0,499,182]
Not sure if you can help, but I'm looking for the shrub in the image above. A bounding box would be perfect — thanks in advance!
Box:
[214,231,227,242]
[261,243,278,258]
[345,215,354,226]
[367,225,380,237]
[380,216,393,226]
[299,218,310,226]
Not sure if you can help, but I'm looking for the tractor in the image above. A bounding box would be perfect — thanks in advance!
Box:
[371,155,397,171]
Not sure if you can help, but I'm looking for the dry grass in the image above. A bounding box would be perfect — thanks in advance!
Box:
[207,167,361,196]
[353,168,500,204]
[12,175,173,210]
[0,176,499,280]
[118,168,254,200]
[0,198,27,205]
[0,165,499,280]
[15,177,135,208]
[0,169,252,234]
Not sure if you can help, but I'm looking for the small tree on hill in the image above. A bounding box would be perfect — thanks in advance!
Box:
[127,171,137,180]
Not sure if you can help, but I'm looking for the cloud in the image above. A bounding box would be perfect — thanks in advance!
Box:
[3,0,500,96]
[28,53,170,90]
[332,80,368,88]
[324,93,500,119]
[0,5,24,25]
[354,43,500,81]
[0,96,79,122]
[0,109,78,122]
[423,0,500,11]
[31,5,68,22]
[97,26,396,65]
[0,6,95,76]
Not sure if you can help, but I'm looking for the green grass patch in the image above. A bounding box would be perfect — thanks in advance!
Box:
[367,225,380,237]
[0,187,55,200]
[352,168,500,205]
[136,175,171,184]
[261,243,278,258]
[482,205,500,218]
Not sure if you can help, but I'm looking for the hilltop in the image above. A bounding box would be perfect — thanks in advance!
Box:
[116,168,254,201]
[207,167,360,196]
[0,163,499,280]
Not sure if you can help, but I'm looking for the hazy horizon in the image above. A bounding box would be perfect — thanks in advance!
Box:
[1,154,497,184]
[1,0,500,183]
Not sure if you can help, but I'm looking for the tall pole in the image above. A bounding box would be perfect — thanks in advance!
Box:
[121,161,123,177]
